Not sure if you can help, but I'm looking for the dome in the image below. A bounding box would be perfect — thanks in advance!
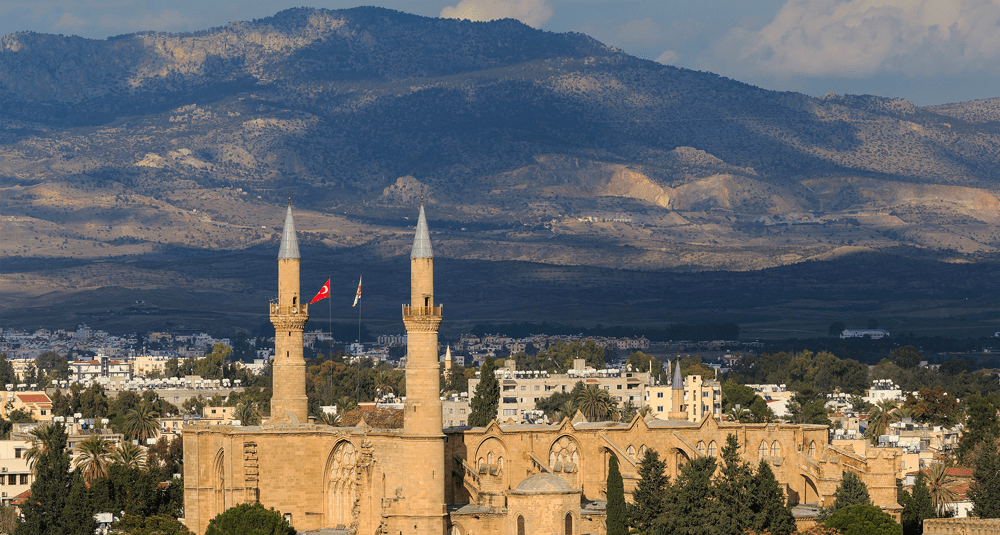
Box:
[512,473,575,494]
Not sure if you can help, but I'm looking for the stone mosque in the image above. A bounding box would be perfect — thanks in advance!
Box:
[183,204,901,535]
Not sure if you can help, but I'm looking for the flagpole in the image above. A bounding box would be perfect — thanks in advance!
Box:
[328,282,332,350]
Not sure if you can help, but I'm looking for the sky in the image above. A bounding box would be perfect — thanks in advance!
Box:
[2,0,999,106]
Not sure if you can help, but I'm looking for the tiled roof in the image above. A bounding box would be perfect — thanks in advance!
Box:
[17,394,51,403]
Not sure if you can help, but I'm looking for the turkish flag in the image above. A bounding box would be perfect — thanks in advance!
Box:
[309,279,331,304]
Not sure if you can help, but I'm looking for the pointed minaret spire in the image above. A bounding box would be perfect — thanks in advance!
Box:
[672,360,683,390]
[411,202,433,258]
[278,202,300,259]
[445,345,453,374]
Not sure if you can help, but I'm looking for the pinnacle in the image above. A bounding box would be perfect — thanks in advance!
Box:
[411,203,433,258]
[278,204,300,259]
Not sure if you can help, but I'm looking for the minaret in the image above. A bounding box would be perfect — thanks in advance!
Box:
[267,201,309,424]
[668,360,688,420]
[397,202,447,534]
[444,345,453,375]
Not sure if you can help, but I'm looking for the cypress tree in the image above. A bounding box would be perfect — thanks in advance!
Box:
[970,439,1000,518]
[749,460,796,535]
[606,454,627,535]
[628,448,668,535]
[656,456,721,535]
[468,356,500,427]
[15,424,72,535]
[833,470,871,510]
[901,472,936,535]
[715,434,754,534]
[59,471,98,535]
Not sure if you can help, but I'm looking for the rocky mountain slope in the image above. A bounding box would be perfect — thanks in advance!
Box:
[2,7,1000,334]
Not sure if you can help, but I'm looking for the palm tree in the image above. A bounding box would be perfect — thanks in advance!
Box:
[122,401,160,444]
[317,411,341,426]
[553,400,577,423]
[75,435,114,481]
[927,462,958,516]
[893,407,915,422]
[24,422,66,472]
[575,384,619,422]
[112,442,147,469]
[336,396,359,414]
[864,398,898,444]
[234,399,261,426]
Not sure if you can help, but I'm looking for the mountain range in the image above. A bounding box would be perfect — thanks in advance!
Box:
[2,7,1000,338]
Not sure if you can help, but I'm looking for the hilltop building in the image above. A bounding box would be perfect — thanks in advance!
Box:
[184,204,903,535]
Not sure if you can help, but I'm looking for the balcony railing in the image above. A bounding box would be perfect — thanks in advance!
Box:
[270,303,308,315]
[401,305,442,316]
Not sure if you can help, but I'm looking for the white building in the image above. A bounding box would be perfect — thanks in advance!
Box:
[840,329,890,339]
[0,440,33,507]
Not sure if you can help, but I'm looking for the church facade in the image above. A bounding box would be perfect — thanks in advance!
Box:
[183,205,901,535]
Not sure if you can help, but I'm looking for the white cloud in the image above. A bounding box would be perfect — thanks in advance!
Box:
[706,0,1000,78]
[53,12,88,30]
[440,0,553,29]
[656,50,679,65]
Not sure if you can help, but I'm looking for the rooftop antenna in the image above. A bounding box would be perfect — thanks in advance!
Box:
[288,191,292,207]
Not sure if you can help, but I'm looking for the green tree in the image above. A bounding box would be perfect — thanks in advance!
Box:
[75,434,114,482]
[16,423,72,535]
[833,471,872,510]
[829,322,846,337]
[234,399,261,426]
[888,346,923,369]
[715,434,754,534]
[901,471,936,535]
[112,443,148,469]
[205,503,295,535]
[750,460,796,535]
[59,471,98,535]
[0,353,16,387]
[628,448,668,535]
[468,357,500,427]
[607,454,627,535]
[656,456,720,535]
[24,422,67,472]
[902,387,959,427]
[865,399,899,444]
[959,394,1000,461]
[77,383,110,419]
[970,438,1000,518]
[575,384,619,422]
[825,504,902,535]
[113,514,192,535]
[627,351,665,383]
[722,379,774,423]
[926,463,957,516]
[123,401,160,444]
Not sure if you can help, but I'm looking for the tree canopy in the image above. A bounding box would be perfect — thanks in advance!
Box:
[204,503,295,535]
[468,356,500,427]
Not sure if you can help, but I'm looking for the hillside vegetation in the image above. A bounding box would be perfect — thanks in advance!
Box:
[2,7,1000,334]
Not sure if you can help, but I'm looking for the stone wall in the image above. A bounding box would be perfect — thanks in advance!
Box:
[924,518,1000,535]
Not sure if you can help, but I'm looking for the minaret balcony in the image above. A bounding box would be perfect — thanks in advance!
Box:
[270,303,309,316]
[402,305,443,332]
[401,305,442,318]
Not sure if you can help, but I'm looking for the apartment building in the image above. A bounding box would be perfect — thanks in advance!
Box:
[644,374,722,423]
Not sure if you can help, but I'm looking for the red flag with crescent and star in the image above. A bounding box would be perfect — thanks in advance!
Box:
[352,275,362,307]
[309,279,331,304]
